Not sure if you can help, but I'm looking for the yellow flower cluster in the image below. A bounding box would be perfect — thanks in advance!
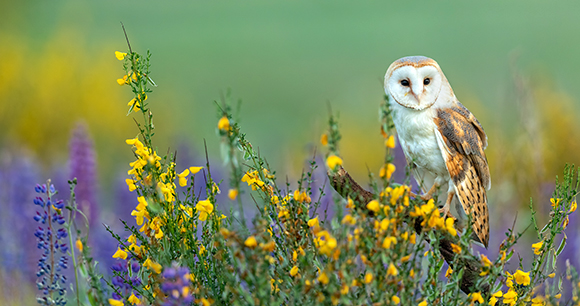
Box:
[314,230,338,257]
[409,199,457,236]
[379,163,396,180]
[126,137,161,181]
[490,270,531,305]
[241,170,266,191]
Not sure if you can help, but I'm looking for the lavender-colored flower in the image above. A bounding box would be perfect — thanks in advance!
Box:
[69,122,99,229]
[160,264,193,306]
[33,183,68,305]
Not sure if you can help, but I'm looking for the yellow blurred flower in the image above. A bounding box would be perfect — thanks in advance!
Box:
[109,299,124,306]
[75,239,83,252]
[387,263,398,276]
[127,292,140,305]
[382,236,397,249]
[418,301,427,306]
[308,216,320,228]
[532,240,543,255]
[115,51,127,60]
[320,133,328,146]
[228,189,238,200]
[143,258,162,274]
[125,178,137,192]
[318,271,329,284]
[551,198,561,207]
[366,200,380,212]
[314,230,337,256]
[469,292,484,304]
[218,116,230,131]
[364,272,373,284]
[570,201,577,213]
[445,267,452,278]
[341,214,356,225]
[385,135,396,148]
[244,236,257,248]
[326,155,343,170]
[450,243,462,254]
[548,272,555,278]
[290,265,299,277]
[531,296,545,306]
[392,296,400,304]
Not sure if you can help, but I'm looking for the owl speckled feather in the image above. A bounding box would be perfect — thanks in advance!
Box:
[384,56,491,247]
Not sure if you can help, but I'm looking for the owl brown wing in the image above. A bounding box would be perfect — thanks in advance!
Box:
[433,103,490,247]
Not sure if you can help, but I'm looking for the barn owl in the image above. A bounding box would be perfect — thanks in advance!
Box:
[384,56,490,247]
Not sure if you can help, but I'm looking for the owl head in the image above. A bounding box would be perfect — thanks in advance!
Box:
[384,56,452,110]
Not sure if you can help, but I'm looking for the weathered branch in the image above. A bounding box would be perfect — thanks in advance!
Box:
[328,166,489,295]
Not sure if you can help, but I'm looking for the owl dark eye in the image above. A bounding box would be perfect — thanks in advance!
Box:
[400,79,409,86]
[423,78,431,85]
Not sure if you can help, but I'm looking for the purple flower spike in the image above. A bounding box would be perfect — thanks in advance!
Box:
[131,261,140,273]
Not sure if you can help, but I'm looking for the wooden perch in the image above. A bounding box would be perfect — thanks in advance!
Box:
[328,166,490,295]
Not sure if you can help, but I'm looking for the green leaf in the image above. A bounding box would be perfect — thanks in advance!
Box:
[556,236,567,256]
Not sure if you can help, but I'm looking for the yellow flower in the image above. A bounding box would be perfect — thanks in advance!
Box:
[469,292,483,304]
[450,243,462,253]
[400,255,411,263]
[548,272,555,278]
[531,296,545,306]
[228,189,238,200]
[364,272,373,284]
[244,236,258,248]
[382,236,397,249]
[308,216,320,228]
[318,271,329,284]
[177,169,190,187]
[218,116,230,131]
[340,284,349,295]
[200,298,211,306]
[115,51,127,60]
[75,239,83,252]
[445,217,457,236]
[445,267,453,278]
[386,163,396,179]
[554,293,561,299]
[489,290,503,306]
[112,247,128,260]
[418,301,427,306]
[341,214,356,225]
[127,292,140,305]
[386,263,398,276]
[315,230,337,256]
[503,288,518,305]
[551,198,561,207]
[346,197,354,209]
[326,155,343,170]
[189,166,203,174]
[480,254,492,267]
[109,299,124,306]
[513,270,530,286]
[409,232,416,244]
[290,266,299,277]
[563,215,569,229]
[392,296,400,304]
[570,201,577,213]
[385,135,396,148]
[125,178,137,192]
[143,258,162,274]
[532,240,543,255]
[366,200,380,212]
[320,133,328,146]
[196,199,214,221]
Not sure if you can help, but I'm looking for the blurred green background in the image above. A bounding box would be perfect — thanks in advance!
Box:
[2,1,580,212]
[2,0,580,303]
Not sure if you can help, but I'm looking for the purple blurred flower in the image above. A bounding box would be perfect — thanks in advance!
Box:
[69,122,99,229]
[160,263,193,306]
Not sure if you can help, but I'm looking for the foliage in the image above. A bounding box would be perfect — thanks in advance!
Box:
[30,46,580,306]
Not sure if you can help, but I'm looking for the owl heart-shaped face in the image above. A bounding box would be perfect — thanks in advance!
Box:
[385,58,444,110]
